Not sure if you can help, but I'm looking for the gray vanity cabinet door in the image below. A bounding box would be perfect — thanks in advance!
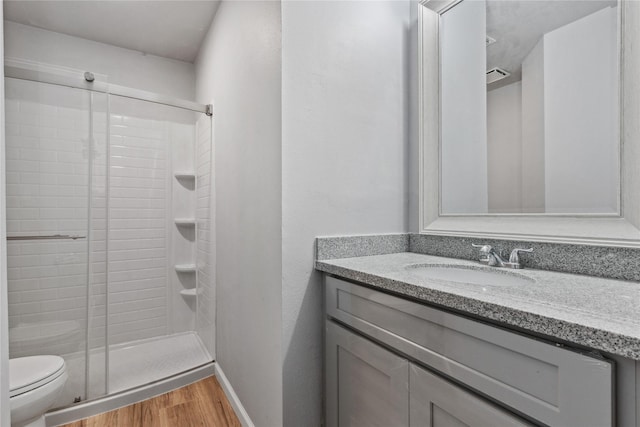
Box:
[326,320,409,427]
[410,364,533,427]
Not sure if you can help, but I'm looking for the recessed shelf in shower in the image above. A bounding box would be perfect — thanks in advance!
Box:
[175,264,197,273]
[175,218,196,226]
[179,289,200,297]
[174,172,196,180]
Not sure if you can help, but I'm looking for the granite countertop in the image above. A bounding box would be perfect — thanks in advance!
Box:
[316,252,640,360]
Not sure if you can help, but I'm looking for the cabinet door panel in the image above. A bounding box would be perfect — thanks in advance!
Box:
[410,364,533,427]
[326,320,409,427]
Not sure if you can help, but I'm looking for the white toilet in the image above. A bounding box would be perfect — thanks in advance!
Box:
[9,355,68,427]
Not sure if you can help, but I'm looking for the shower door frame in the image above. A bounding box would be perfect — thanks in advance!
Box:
[3,58,216,422]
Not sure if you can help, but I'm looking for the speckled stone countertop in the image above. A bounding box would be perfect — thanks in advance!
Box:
[316,252,640,360]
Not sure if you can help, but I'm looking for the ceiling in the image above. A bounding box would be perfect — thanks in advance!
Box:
[3,0,221,63]
[486,0,617,89]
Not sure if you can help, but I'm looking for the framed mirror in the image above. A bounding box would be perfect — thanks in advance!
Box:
[418,0,640,246]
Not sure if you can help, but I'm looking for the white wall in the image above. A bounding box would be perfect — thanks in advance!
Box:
[440,0,488,214]
[4,21,195,100]
[194,1,283,425]
[521,38,546,212]
[543,6,619,213]
[281,1,410,424]
[487,82,522,213]
[0,6,11,426]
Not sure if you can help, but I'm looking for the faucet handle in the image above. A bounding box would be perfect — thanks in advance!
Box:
[472,244,493,265]
[509,248,533,263]
[471,243,492,253]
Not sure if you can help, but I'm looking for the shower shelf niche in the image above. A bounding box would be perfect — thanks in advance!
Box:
[175,264,197,273]
[180,289,200,298]
[175,218,196,226]
[174,172,196,180]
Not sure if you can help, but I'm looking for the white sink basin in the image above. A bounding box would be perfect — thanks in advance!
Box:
[405,264,533,287]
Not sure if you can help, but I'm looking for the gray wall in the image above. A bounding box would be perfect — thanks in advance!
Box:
[521,38,546,213]
[487,82,522,213]
[281,1,411,425]
[194,1,283,425]
[195,1,411,424]
[543,6,618,213]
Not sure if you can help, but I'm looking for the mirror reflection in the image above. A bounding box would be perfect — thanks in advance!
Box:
[440,0,619,215]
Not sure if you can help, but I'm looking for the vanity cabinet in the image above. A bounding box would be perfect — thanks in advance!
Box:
[326,320,532,427]
[325,276,614,427]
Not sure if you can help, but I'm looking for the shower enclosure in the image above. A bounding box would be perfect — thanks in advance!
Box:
[4,61,214,410]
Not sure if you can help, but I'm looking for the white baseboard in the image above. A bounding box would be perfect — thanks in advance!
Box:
[215,363,254,427]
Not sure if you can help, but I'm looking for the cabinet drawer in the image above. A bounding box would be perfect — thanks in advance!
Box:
[325,276,614,427]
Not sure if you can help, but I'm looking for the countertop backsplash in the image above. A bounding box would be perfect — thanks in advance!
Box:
[316,233,640,282]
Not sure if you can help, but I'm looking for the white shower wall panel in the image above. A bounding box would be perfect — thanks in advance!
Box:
[169,122,196,335]
[105,114,170,345]
[89,113,199,349]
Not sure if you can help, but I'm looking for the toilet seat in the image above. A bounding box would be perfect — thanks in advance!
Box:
[10,356,66,397]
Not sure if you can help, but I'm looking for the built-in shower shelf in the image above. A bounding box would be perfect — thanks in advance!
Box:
[174,172,196,180]
[180,289,200,297]
[175,264,197,273]
[175,218,196,226]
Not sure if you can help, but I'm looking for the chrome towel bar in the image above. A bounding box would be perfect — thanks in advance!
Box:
[6,234,86,241]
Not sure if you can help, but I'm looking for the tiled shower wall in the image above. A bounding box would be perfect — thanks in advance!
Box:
[101,112,171,346]
[5,80,211,356]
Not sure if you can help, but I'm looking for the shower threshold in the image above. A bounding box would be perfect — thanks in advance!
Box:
[57,331,212,409]
[45,362,215,427]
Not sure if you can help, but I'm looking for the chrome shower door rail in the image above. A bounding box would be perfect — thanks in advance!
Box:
[4,59,212,116]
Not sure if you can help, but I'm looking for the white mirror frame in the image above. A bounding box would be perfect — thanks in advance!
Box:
[418,0,640,248]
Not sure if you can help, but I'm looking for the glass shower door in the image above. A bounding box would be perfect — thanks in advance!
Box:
[4,78,107,407]
[4,74,214,408]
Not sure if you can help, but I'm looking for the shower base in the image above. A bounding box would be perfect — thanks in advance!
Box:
[56,331,212,408]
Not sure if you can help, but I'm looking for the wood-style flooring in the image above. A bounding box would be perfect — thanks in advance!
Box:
[62,376,241,427]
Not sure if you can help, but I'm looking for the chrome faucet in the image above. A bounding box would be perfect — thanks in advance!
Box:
[472,244,533,269]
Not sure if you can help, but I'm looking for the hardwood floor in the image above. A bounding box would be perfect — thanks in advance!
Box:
[61,376,241,427]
